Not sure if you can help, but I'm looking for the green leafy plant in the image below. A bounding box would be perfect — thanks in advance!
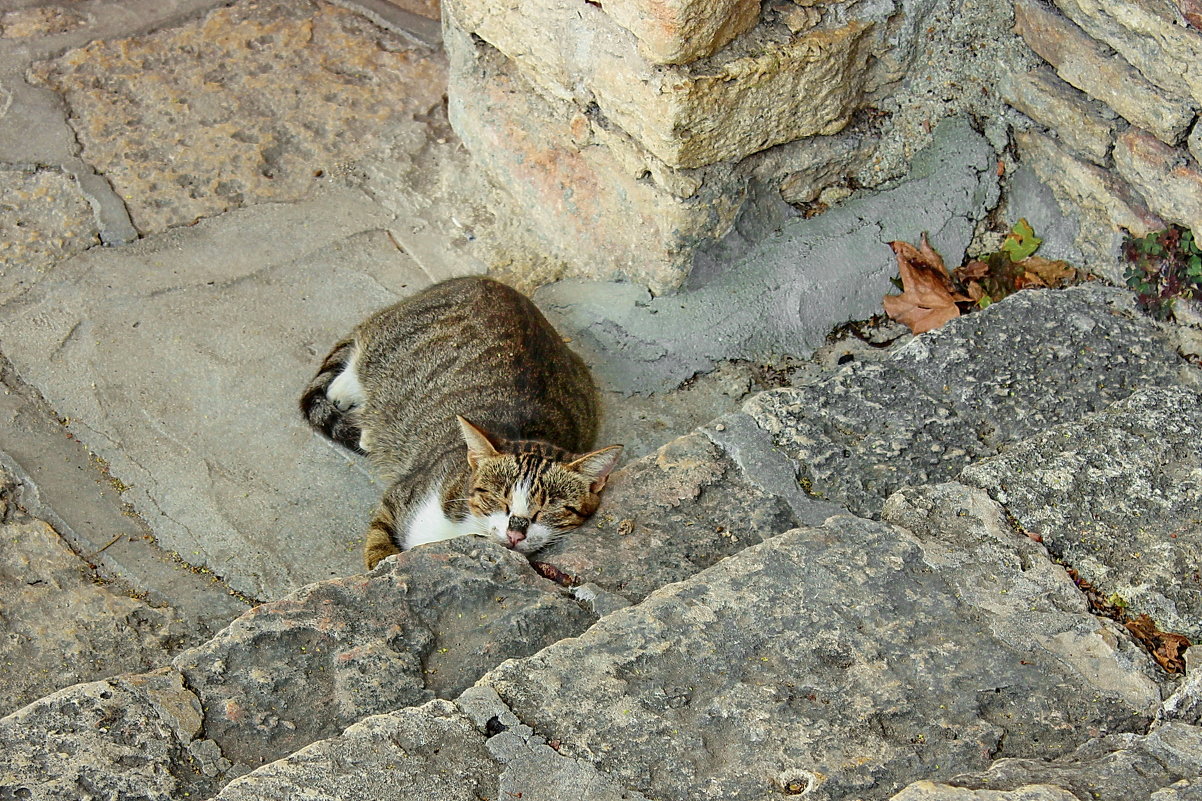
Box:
[1123,225,1202,320]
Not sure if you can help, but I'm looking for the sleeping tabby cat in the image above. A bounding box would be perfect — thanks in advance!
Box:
[301,276,622,569]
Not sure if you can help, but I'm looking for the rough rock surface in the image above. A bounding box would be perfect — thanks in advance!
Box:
[888,782,1081,800]
[483,510,1160,801]
[0,167,99,305]
[961,386,1202,641]
[0,510,187,717]
[949,722,1202,801]
[0,668,218,801]
[172,538,594,777]
[536,431,816,603]
[29,0,446,235]
[743,286,1191,518]
[0,538,593,795]
[214,700,498,801]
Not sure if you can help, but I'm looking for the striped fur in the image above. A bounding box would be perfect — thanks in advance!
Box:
[300,277,621,568]
[299,338,365,454]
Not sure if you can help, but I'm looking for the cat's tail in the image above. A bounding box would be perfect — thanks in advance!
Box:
[300,337,365,454]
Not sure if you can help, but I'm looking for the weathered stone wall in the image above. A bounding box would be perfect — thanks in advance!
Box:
[444,0,1202,291]
[1006,0,1202,280]
[442,0,958,293]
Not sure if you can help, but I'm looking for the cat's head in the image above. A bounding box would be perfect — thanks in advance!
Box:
[456,416,622,554]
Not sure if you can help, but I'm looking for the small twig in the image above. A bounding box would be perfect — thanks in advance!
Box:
[87,534,124,557]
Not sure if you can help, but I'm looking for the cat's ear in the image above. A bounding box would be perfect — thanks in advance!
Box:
[457,416,502,469]
[566,445,623,493]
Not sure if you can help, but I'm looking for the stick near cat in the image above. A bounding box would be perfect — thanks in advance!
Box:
[300,276,622,569]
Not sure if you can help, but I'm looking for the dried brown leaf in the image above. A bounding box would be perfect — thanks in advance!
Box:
[883,234,969,334]
[1021,255,1076,287]
[530,561,579,587]
[954,260,990,281]
[1017,271,1048,289]
[1125,613,1190,673]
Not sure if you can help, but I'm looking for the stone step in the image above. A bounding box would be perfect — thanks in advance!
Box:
[740,284,1195,520]
[537,284,1197,603]
[201,481,1200,800]
[958,384,1202,643]
[3,284,1198,799]
[0,542,595,798]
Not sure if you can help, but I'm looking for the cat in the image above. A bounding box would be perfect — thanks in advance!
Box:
[300,276,622,570]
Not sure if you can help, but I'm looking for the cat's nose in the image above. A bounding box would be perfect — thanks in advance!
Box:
[506,516,530,546]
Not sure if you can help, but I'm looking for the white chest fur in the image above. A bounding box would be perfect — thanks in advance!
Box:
[402,485,479,549]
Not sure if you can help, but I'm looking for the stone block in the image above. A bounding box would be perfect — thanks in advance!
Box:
[889,783,1080,800]
[173,540,592,775]
[0,668,220,801]
[0,515,187,717]
[1014,0,1195,144]
[1016,130,1163,281]
[214,701,499,801]
[537,431,806,603]
[960,385,1202,643]
[1053,0,1202,105]
[948,723,1202,800]
[29,0,446,235]
[743,285,1185,516]
[602,0,760,64]
[1114,128,1202,234]
[1001,67,1116,164]
[446,25,745,293]
[483,513,1159,801]
[1191,119,1202,166]
[445,0,872,168]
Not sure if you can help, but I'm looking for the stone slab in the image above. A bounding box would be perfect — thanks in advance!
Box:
[1053,0,1202,105]
[482,510,1159,801]
[890,784,1080,800]
[28,0,446,235]
[743,285,1191,518]
[536,431,808,603]
[0,668,220,801]
[0,167,100,305]
[214,700,499,801]
[173,539,593,777]
[960,385,1202,641]
[0,352,251,639]
[1114,127,1202,234]
[0,189,422,600]
[949,722,1202,801]
[1001,67,1117,164]
[1014,0,1196,145]
[0,507,185,717]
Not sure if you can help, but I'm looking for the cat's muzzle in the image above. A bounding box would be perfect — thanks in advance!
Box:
[506,516,530,547]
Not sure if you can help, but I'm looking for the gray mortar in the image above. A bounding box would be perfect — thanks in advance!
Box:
[536,116,999,395]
